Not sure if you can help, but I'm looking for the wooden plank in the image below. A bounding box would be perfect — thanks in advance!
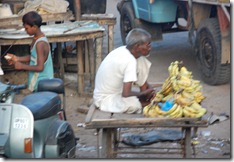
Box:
[0,11,75,29]
[85,122,208,129]
[85,103,97,123]
[87,108,142,120]
[85,117,208,129]
[112,113,142,119]
[92,109,113,120]
[81,14,116,25]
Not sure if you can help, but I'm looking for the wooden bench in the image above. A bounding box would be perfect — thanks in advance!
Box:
[84,104,208,158]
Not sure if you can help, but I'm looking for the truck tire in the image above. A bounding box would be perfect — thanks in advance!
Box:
[195,18,230,85]
[120,2,140,44]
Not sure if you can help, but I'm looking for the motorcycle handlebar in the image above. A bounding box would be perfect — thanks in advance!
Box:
[11,84,27,91]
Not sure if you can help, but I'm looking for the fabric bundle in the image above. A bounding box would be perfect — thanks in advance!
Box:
[18,0,69,15]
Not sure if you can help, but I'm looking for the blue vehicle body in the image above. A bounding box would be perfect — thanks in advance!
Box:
[132,0,178,23]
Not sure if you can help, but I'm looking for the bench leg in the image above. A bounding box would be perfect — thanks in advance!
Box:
[101,128,115,158]
[184,127,192,158]
[96,129,100,158]
[112,128,118,158]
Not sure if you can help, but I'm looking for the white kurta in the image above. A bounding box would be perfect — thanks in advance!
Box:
[93,46,151,113]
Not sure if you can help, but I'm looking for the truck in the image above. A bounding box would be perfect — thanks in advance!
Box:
[117,0,230,85]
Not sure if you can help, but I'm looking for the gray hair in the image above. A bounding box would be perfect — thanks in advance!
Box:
[125,28,151,49]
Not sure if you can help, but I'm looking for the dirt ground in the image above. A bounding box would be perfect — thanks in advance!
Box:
[0,0,231,159]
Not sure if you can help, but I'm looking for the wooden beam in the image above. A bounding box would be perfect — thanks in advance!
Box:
[74,0,81,21]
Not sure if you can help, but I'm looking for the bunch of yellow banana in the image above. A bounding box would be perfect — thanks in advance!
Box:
[143,104,164,117]
[161,92,174,102]
[143,103,183,118]
[180,66,193,78]
[160,77,173,96]
[144,61,207,119]
[176,75,192,87]
[182,102,207,118]
[174,92,193,107]
[168,61,205,102]
[168,61,182,77]
[167,104,183,118]
[193,91,206,103]
[154,92,164,102]
[171,76,181,91]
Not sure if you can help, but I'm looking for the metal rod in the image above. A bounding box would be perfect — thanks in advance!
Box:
[1,44,14,58]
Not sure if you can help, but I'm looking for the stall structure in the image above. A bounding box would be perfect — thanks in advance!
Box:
[0,20,105,95]
[84,104,208,158]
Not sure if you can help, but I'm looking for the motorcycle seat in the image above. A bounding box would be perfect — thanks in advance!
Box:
[37,78,64,94]
[21,91,61,120]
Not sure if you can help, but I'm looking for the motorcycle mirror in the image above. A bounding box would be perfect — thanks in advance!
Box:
[0,63,4,75]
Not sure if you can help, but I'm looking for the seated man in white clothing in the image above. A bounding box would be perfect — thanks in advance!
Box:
[93,28,155,114]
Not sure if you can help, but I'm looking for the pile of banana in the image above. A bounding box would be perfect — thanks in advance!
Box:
[143,61,207,118]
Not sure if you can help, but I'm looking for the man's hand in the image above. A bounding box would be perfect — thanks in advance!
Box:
[139,88,155,102]
[139,88,155,107]
[145,88,155,102]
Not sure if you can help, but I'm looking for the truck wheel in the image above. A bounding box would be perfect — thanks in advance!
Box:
[120,2,140,44]
[195,18,230,85]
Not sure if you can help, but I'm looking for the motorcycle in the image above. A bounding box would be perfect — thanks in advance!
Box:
[0,78,77,158]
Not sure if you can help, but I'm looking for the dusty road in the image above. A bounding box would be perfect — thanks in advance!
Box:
[1,0,231,159]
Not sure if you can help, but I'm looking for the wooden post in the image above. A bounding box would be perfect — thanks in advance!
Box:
[56,42,64,80]
[88,39,95,89]
[108,25,114,53]
[112,128,118,158]
[184,127,192,158]
[74,0,82,93]
[77,41,84,95]
[85,40,90,82]
[101,128,113,158]
[95,37,103,73]
[74,0,81,21]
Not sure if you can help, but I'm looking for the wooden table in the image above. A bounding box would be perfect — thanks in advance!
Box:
[84,104,208,158]
[0,21,105,95]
